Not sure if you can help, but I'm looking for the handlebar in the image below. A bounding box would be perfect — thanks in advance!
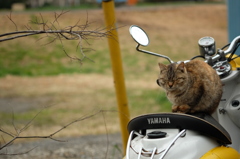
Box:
[136,44,174,63]
[129,25,240,65]
[207,36,240,64]
[224,36,240,54]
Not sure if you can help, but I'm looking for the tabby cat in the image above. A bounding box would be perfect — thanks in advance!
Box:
[157,60,222,114]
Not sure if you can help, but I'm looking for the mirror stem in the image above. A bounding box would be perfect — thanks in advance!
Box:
[136,44,174,63]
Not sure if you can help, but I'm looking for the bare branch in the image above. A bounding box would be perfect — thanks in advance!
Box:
[0,109,117,156]
[11,109,18,135]
[0,128,15,138]
[7,12,18,31]
[0,146,37,156]
[19,108,45,134]
[1,11,114,63]
[0,11,118,156]
[102,110,109,159]
[52,10,70,28]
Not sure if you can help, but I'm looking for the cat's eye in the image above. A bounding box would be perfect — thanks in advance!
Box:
[160,70,166,74]
[158,78,165,85]
[177,77,185,83]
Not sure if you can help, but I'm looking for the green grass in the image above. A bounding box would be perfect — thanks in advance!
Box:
[0,2,227,77]
[129,89,171,114]
[0,109,56,126]
[0,38,112,77]
[0,87,170,129]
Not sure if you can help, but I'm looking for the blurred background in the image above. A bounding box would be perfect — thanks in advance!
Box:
[0,0,228,158]
[1,0,224,10]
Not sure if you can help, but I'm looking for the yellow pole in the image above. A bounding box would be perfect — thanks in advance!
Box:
[102,0,130,154]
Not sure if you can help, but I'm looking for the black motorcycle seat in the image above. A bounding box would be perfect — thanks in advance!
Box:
[127,113,231,145]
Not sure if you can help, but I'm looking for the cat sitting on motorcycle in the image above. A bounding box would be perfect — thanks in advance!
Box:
[157,60,222,115]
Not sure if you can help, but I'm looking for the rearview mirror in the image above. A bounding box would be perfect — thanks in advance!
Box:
[129,25,149,46]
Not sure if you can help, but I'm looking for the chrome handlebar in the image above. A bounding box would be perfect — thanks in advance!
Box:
[210,36,240,63]
[224,36,240,54]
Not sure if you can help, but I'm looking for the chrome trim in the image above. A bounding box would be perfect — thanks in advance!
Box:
[159,129,186,159]
[136,44,174,64]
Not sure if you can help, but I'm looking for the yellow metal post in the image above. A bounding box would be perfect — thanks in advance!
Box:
[102,0,130,153]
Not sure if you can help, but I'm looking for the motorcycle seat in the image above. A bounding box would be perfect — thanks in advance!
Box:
[127,113,231,145]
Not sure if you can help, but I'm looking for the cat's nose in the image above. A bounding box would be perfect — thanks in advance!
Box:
[168,82,173,88]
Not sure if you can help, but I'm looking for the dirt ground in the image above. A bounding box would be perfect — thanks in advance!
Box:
[1,133,122,159]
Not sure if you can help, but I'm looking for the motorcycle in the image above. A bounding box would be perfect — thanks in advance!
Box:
[125,25,240,159]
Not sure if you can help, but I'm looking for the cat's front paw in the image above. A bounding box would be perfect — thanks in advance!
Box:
[172,105,191,113]
[172,105,179,113]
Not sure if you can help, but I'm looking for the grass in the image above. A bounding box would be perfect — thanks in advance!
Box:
[0,3,228,139]
[0,46,109,76]
[129,89,171,113]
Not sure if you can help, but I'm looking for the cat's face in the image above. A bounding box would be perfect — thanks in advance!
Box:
[157,62,188,92]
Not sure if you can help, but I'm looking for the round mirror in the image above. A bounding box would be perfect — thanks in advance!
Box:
[129,25,149,46]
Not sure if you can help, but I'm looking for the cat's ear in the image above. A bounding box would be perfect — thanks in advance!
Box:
[158,63,167,71]
[177,62,186,73]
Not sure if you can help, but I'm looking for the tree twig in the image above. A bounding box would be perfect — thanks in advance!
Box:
[0,109,116,156]
[1,11,115,63]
